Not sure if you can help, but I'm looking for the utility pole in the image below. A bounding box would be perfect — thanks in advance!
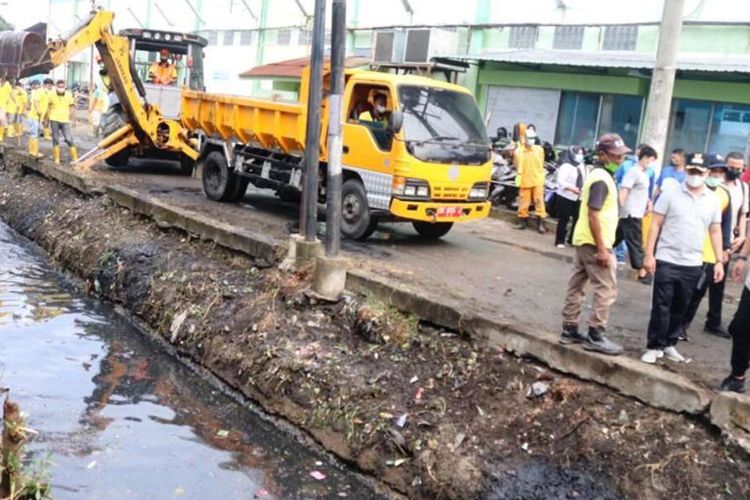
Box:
[641,0,686,161]
[325,0,346,258]
[300,0,326,243]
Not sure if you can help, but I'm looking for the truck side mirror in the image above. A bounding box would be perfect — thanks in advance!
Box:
[388,110,403,135]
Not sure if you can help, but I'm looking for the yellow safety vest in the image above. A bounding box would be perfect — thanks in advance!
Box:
[0,81,12,111]
[47,90,75,123]
[573,167,619,248]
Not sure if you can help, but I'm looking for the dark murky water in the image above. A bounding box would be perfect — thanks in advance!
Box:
[0,223,382,499]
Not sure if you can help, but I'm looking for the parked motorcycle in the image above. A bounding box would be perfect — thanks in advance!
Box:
[489,149,518,208]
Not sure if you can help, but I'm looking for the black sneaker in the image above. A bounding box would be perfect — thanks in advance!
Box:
[677,324,690,342]
[719,375,746,393]
[705,325,731,339]
[583,327,624,355]
[559,324,586,345]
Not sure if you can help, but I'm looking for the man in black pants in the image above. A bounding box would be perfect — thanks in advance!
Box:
[642,153,725,364]
[681,153,733,340]
[721,233,750,393]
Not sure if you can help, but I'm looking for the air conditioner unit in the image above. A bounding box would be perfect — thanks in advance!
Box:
[404,28,460,64]
[372,29,406,64]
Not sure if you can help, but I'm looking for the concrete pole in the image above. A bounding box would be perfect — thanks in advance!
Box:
[300,0,326,243]
[252,0,269,94]
[641,0,686,161]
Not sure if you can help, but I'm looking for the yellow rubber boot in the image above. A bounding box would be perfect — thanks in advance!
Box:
[44,127,51,140]
[16,122,23,135]
[0,126,5,142]
[53,145,61,164]
[6,123,14,138]
[69,146,78,163]
[29,138,41,158]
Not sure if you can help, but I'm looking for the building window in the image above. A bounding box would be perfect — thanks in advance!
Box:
[240,30,256,46]
[602,25,638,51]
[668,99,712,153]
[298,29,312,46]
[277,29,292,46]
[598,94,644,151]
[222,30,236,46]
[264,29,278,45]
[555,92,600,148]
[205,30,218,45]
[553,26,584,50]
[709,103,750,154]
[508,26,538,49]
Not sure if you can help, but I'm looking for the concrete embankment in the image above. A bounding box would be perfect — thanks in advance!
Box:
[2,147,750,498]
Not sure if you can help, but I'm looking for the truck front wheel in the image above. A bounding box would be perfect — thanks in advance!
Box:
[412,222,453,239]
[202,151,239,202]
[341,178,378,241]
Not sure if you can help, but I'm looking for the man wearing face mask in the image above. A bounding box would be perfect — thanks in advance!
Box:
[514,125,547,233]
[554,145,586,248]
[45,79,77,165]
[358,93,389,125]
[560,133,630,356]
[680,153,733,341]
[148,48,178,86]
[642,153,724,364]
[724,152,748,255]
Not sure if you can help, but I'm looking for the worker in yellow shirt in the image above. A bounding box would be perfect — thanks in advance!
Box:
[45,79,77,164]
[9,81,27,144]
[513,124,548,233]
[148,48,178,85]
[42,78,54,140]
[26,80,48,158]
[0,75,14,147]
[88,83,106,137]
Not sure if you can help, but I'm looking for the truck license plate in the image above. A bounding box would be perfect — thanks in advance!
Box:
[437,206,462,218]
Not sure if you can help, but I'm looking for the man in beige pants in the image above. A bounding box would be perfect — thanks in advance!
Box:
[560,134,630,355]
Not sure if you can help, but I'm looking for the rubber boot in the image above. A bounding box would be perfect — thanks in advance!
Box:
[515,218,528,230]
[16,122,23,135]
[537,216,548,234]
[53,145,61,164]
[44,127,51,140]
[28,137,37,157]
[0,126,5,143]
[6,123,14,139]
[69,146,78,163]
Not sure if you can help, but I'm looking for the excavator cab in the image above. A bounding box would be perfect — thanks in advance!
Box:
[119,28,207,120]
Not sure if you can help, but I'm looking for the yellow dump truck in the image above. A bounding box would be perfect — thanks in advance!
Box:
[182,68,493,239]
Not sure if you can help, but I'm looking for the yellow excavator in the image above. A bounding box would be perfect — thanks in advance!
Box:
[0,8,198,170]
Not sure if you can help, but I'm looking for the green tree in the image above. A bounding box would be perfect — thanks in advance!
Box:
[0,15,13,31]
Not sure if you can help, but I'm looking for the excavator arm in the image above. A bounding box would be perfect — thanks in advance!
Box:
[0,9,198,170]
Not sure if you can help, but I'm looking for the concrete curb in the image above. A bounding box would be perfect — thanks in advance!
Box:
[5,150,101,195]
[711,392,750,453]
[106,185,285,264]
[347,268,712,415]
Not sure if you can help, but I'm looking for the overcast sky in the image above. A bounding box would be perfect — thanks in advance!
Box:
[3,0,750,34]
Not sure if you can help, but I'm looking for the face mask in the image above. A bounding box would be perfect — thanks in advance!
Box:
[574,154,584,164]
[604,162,618,173]
[56,88,65,94]
[686,174,705,188]
[705,176,721,188]
[727,169,742,181]
[375,105,386,114]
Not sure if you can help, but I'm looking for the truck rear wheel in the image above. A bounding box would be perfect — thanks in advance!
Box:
[412,222,453,239]
[341,178,378,240]
[202,151,240,202]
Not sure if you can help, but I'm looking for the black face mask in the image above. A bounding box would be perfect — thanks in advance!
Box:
[727,169,742,181]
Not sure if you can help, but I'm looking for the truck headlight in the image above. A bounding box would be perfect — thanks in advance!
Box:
[393,176,430,199]
[469,183,489,201]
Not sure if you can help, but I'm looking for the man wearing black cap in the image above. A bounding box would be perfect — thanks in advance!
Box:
[680,153,733,340]
[642,153,725,364]
[560,133,630,355]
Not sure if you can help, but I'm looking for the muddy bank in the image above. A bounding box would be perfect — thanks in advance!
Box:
[0,168,748,499]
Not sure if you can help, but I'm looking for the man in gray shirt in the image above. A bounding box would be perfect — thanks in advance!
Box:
[617,145,657,284]
[642,152,725,364]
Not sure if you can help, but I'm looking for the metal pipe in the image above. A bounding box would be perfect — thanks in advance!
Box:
[325,0,346,257]
[300,0,326,242]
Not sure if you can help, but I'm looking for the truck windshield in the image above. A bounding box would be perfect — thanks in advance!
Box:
[398,85,490,165]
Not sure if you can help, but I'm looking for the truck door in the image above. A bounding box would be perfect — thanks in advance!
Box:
[341,82,396,212]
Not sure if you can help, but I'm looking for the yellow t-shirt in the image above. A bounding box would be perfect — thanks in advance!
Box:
[702,186,730,264]
[12,88,27,115]
[514,145,546,188]
[28,88,49,120]
[47,90,75,123]
[0,81,12,111]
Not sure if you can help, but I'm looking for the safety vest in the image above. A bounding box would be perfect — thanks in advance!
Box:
[573,167,619,248]
[0,81,11,111]
[702,185,730,264]
[47,90,75,123]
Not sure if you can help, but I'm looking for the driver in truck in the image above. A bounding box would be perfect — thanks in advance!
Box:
[148,48,177,85]
[358,92,389,125]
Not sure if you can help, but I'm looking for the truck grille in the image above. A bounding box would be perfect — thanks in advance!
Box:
[431,184,469,200]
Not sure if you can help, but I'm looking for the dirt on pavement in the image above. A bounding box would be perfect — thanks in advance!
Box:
[0,168,748,499]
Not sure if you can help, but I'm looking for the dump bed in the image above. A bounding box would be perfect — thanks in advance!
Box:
[181,89,310,155]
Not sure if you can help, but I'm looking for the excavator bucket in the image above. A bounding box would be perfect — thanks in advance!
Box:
[0,23,51,79]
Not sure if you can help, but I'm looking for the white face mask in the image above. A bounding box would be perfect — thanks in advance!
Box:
[375,104,386,114]
[686,174,705,188]
[574,154,584,164]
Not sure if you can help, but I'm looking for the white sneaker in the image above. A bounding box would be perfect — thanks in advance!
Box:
[641,349,664,364]
[663,346,686,363]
